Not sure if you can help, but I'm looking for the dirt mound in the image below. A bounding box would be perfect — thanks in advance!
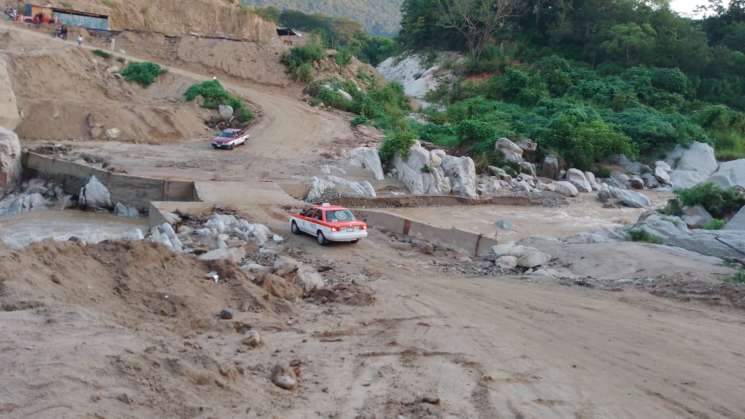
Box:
[5,45,211,143]
[0,240,283,333]
[28,0,276,41]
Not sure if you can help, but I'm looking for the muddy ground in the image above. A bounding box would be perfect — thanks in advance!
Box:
[2,20,745,419]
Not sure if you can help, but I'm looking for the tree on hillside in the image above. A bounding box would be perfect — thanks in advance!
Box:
[435,0,525,59]
[601,22,657,65]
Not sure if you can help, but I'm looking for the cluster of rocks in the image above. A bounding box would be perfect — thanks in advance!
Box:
[150,212,326,293]
[0,178,74,216]
[390,141,478,198]
[86,113,121,142]
[628,211,745,260]
[78,175,140,217]
[486,242,552,272]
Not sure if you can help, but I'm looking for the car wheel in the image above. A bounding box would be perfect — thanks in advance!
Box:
[291,221,301,235]
[316,231,327,246]
[211,144,218,149]
[228,144,235,150]
[350,239,359,244]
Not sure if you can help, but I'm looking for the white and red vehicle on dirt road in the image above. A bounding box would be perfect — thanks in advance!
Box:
[210,128,249,150]
[289,204,368,245]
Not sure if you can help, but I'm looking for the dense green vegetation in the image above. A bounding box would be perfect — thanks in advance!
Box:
[628,229,664,244]
[395,0,745,168]
[121,62,167,87]
[240,0,403,35]
[184,80,254,123]
[726,270,745,284]
[280,41,325,82]
[702,218,727,230]
[676,182,745,218]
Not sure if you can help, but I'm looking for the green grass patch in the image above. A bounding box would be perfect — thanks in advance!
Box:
[702,219,726,230]
[92,49,112,59]
[121,62,167,87]
[676,183,745,219]
[184,80,253,123]
[629,229,664,244]
[725,271,745,284]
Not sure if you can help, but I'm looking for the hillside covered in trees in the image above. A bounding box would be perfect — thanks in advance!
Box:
[393,0,745,170]
[240,0,403,35]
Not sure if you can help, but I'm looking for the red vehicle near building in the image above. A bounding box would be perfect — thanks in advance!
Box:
[289,203,368,245]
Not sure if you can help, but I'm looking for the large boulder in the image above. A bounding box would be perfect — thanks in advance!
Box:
[218,104,234,120]
[490,243,551,269]
[666,142,718,189]
[631,212,745,260]
[0,57,20,130]
[584,171,601,191]
[707,159,745,189]
[566,168,592,193]
[613,154,642,175]
[440,155,477,198]
[79,176,112,210]
[495,138,523,163]
[682,205,714,228]
[598,184,651,208]
[553,181,578,197]
[655,161,672,185]
[348,147,384,181]
[724,206,745,230]
[306,176,376,202]
[0,128,22,196]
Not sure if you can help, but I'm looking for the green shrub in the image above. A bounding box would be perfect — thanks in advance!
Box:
[676,182,745,218]
[121,62,167,87]
[335,48,352,67]
[184,80,253,123]
[351,115,369,126]
[629,229,664,244]
[702,219,726,230]
[379,129,417,164]
[92,49,112,59]
[725,271,745,284]
[281,42,324,82]
[659,198,684,216]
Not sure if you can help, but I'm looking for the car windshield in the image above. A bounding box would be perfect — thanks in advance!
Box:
[326,209,355,222]
[219,130,237,137]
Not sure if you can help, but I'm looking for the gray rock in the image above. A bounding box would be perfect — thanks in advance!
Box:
[114,202,140,218]
[629,175,645,190]
[348,147,384,180]
[79,176,112,210]
[666,142,718,189]
[611,172,631,188]
[682,205,714,228]
[518,250,551,269]
[271,364,298,390]
[488,166,510,180]
[519,161,537,177]
[296,264,325,292]
[724,206,745,230]
[218,104,234,120]
[598,184,651,208]
[441,155,477,198]
[566,168,592,193]
[495,138,523,163]
[495,219,513,231]
[150,222,184,252]
[631,212,745,260]
[642,173,659,189]
[242,330,262,348]
[517,138,537,153]
[337,89,354,101]
[495,255,518,270]
[490,243,551,268]
[707,159,745,189]
[540,155,560,180]
[614,154,642,175]
[105,127,121,141]
[655,161,672,185]
[554,181,578,197]
[584,171,601,191]
[0,128,21,196]
[306,176,376,202]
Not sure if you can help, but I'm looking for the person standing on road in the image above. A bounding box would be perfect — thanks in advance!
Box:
[77,34,83,46]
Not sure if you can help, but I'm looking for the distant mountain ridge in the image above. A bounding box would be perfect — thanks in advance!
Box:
[240,0,402,35]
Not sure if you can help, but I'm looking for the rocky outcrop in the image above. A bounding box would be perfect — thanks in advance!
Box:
[682,205,713,228]
[553,181,578,197]
[0,128,22,196]
[376,53,455,105]
[79,176,112,210]
[630,212,745,260]
[306,176,376,202]
[348,147,384,181]
[655,161,672,185]
[495,138,523,163]
[666,142,718,189]
[392,142,476,198]
[490,243,552,269]
[0,57,20,130]
[708,159,745,189]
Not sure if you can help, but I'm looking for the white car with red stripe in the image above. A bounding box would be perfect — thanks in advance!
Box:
[289,203,368,245]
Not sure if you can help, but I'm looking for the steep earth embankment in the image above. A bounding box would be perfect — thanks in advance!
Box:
[3,38,211,144]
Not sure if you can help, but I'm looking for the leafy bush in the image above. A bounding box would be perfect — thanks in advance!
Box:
[659,198,684,216]
[121,62,166,87]
[379,129,417,164]
[676,183,745,218]
[92,49,112,59]
[281,42,325,82]
[725,271,745,284]
[702,219,726,230]
[629,229,664,244]
[351,115,369,126]
[184,80,253,123]
[335,48,352,67]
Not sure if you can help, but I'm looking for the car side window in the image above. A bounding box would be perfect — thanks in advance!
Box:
[314,210,323,221]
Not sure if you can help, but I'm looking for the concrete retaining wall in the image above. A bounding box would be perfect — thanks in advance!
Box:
[355,209,498,257]
[23,152,196,209]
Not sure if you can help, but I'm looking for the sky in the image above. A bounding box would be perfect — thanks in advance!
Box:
[670,0,704,16]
